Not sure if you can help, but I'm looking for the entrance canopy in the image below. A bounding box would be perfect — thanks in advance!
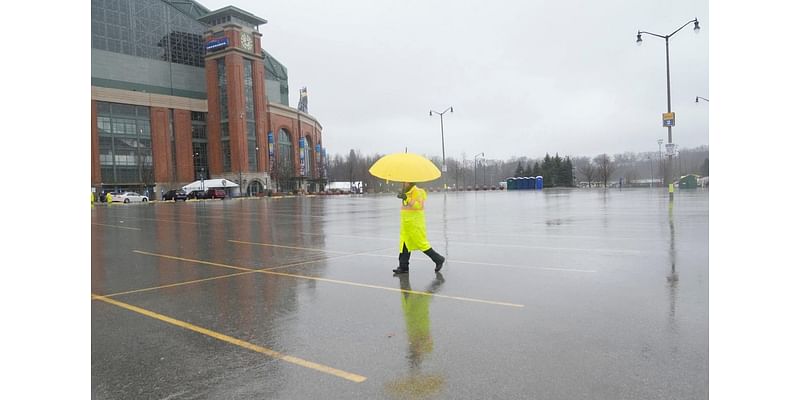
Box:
[182,178,239,192]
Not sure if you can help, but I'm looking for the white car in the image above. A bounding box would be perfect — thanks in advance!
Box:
[111,192,149,203]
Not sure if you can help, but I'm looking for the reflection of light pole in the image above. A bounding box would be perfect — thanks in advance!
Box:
[429,106,453,191]
[648,155,654,188]
[637,18,700,191]
[473,152,483,189]
[657,138,663,185]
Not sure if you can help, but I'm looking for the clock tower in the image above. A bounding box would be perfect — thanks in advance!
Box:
[199,7,269,191]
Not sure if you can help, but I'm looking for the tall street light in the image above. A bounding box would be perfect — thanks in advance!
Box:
[637,18,700,193]
[430,106,453,191]
[473,152,484,189]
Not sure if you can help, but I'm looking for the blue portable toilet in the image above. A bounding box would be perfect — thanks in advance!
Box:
[535,176,543,190]
[526,177,534,190]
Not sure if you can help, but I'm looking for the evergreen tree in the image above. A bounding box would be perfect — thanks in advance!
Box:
[565,157,574,186]
[532,162,543,177]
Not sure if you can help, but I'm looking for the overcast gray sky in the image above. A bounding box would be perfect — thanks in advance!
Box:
[202,0,708,160]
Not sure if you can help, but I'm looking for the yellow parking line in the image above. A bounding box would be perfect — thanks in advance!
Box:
[134,250,524,308]
[111,248,390,297]
[99,271,256,297]
[91,293,366,383]
[357,254,597,273]
[91,223,141,231]
[133,250,256,272]
[299,231,640,254]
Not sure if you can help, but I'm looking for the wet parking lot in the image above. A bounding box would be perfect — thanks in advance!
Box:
[91,188,708,399]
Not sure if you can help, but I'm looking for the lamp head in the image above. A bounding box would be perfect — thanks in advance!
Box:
[449,107,454,113]
[429,110,433,116]
[693,19,700,33]
[636,32,642,45]
[695,96,699,103]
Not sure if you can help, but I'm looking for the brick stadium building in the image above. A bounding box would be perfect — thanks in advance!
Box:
[91,0,326,197]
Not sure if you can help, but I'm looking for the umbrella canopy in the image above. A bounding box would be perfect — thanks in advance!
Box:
[368,153,441,183]
[182,178,239,191]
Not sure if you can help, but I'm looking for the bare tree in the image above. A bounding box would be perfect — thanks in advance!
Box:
[577,162,596,186]
[594,153,616,187]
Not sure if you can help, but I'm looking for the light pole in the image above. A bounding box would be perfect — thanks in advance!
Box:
[473,152,483,189]
[483,160,487,187]
[695,96,709,103]
[193,151,206,192]
[637,18,700,193]
[255,145,262,195]
[430,106,453,191]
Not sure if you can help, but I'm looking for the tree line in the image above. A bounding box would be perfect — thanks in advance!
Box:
[323,145,709,192]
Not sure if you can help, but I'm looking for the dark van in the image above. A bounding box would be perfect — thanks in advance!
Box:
[163,189,188,201]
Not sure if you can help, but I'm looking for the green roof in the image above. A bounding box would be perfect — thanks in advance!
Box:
[163,0,211,19]
[263,50,288,81]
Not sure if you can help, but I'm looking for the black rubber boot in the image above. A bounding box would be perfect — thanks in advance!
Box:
[394,244,410,274]
[423,248,446,272]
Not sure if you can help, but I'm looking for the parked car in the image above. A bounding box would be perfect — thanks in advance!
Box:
[187,190,208,200]
[187,188,226,200]
[111,192,149,203]
[163,189,188,201]
[206,188,226,199]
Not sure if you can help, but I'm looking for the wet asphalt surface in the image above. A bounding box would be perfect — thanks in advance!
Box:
[91,188,708,399]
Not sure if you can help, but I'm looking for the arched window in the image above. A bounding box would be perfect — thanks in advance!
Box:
[278,128,294,171]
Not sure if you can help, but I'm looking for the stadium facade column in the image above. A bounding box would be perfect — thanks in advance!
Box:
[203,14,269,190]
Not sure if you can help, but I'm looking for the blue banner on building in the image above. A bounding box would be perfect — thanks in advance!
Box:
[267,131,274,171]
[315,144,322,177]
[321,148,327,178]
[206,38,229,52]
[299,137,306,176]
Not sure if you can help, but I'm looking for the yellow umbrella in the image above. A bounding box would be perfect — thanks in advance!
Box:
[369,153,442,183]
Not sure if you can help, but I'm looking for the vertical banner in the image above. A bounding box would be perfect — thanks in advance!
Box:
[267,131,275,172]
[321,148,327,178]
[299,137,306,176]
[315,144,322,178]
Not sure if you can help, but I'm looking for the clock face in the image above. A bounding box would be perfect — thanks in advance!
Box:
[240,33,253,51]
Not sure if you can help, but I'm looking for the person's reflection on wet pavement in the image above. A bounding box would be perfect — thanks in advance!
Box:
[385,273,446,399]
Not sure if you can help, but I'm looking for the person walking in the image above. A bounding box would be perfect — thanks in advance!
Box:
[393,182,445,274]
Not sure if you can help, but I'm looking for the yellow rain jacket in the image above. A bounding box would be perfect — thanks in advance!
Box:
[399,185,431,252]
